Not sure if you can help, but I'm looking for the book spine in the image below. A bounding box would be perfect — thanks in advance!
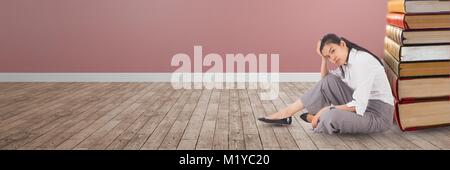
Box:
[384,36,402,61]
[382,59,399,100]
[387,0,406,14]
[386,25,405,46]
[393,99,405,131]
[387,13,407,29]
[383,50,400,76]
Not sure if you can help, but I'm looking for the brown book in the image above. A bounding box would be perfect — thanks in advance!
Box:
[383,59,450,101]
[387,13,450,29]
[394,99,450,131]
[386,25,450,45]
[388,0,450,14]
[383,50,450,77]
[384,36,450,62]
[385,60,450,131]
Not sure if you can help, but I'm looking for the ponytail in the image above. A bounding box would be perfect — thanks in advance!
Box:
[340,37,383,66]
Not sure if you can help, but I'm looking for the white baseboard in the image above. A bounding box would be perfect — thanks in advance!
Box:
[0,73,320,82]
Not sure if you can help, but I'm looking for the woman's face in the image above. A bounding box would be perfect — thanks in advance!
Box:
[320,41,349,65]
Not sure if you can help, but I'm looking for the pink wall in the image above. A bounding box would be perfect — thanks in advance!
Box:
[0,0,387,72]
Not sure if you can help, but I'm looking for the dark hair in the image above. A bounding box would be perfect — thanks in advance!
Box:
[319,33,383,77]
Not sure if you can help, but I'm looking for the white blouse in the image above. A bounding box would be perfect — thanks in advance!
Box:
[330,48,394,116]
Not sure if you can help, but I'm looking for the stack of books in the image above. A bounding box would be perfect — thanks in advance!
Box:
[383,0,450,131]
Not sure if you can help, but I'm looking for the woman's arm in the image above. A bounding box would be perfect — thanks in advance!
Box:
[320,59,329,78]
[335,105,356,113]
[317,40,329,78]
[311,105,356,128]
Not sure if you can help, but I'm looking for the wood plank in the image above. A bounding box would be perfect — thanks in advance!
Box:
[382,128,422,150]
[354,135,384,150]
[390,125,439,150]
[212,89,229,150]
[368,133,403,150]
[56,83,153,149]
[0,83,72,123]
[337,134,370,150]
[410,128,450,149]
[436,126,450,138]
[0,82,38,92]
[238,89,262,150]
[0,83,100,148]
[0,83,91,129]
[81,84,161,150]
[71,83,154,150]
[196,89,221,150]
[6,83,123,149]
[54,83,162,149]
[79,104,143,150]
[34,83,136,149]
[140,89,194,150]
[259,90,298,150]
[276,83,320,150]
[176,139,197,150]
[0,83,52,110]
[0,83,27,94]
[123,84,182,150]
[106,83,172,150]
[157,90,202,150]
[0,83,79,117]
[120,83,175,150]
[195,120,217,150]
[427,128,450,149]
[227,90,245,150]
[1,82,449,150]
[0,83,38,98]
[176,89,213,150]
[247,89,281,150]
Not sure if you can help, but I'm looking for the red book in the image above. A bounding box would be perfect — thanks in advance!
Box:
[386,13,450,29]
[387,13,407,29]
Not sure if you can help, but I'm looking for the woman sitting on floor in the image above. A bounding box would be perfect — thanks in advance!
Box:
[258,33,395,134]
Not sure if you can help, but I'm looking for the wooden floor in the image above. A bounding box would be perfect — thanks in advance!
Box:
[0,82,449,150]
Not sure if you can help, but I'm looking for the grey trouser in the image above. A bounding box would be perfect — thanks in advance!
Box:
[300,74,394,134]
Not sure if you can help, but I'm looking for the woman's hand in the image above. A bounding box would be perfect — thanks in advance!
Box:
[311,114,320,129]
[317,40,324,59]
[335,105,356,113]
[312,106,330,128]
[318,40,329,78]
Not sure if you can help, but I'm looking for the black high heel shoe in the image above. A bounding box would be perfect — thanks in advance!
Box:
[258,116,292,125]
[299,112,310,123]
